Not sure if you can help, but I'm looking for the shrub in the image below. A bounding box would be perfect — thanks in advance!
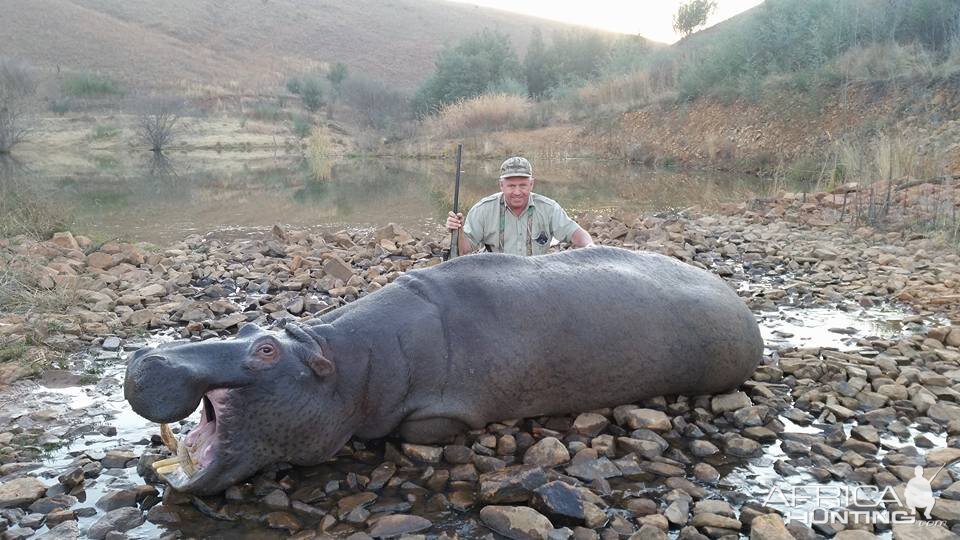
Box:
[91,124,119,140]
[292,114,312,139]
[62,72,123,97]
[137,96,183,152]
[300,75,324,112]
[342,75,411,130]
[0,170,70,239]
[0,58,36,153]
[249,100,288,122]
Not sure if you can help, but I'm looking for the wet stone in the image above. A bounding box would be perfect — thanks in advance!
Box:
[86,507,144,540]
[37,519,80,540]
[688,440,719,457]
[711,392,752,413]
[30,495,77,514]
[524,437,571,467]
[533,481,587,525]
[692,463,720,483]
[480,505,554,540]
[0,477,48,509]
[749,513,794,540]
[367,514,432,537]
[724,436,761,457]
[401,443,442,463]
[101,450,137,469]
[572,413,610,438]
[565,457,621,481]
[263,511,302,533]
[443,444,474,464]
[622,409,672,432]
[479,465,549,503]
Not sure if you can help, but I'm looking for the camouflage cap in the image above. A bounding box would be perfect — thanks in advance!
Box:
[499,156,533,179]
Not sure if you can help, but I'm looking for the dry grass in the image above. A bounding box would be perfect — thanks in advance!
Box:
[578,71,655,113]
[825,43,937,83]
[306,127,332,181]
[426,94,532,138]
[0,175,71,240]
[0,257,79,316]
[827,132,945,191]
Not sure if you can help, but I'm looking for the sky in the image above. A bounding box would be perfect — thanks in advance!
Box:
[448,0,765,44]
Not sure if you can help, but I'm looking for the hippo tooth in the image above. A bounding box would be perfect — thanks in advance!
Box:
[160,423,178,453]
[155,462,182,475]
[151,456,184,469]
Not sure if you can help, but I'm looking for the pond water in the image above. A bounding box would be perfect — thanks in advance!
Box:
[1,151,784,244]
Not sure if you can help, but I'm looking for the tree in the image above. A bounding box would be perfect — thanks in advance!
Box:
[523,28,554,98]
[0,59,36,154]
[300,75,324,112]
[138,97,183,153]
[673,0,717,38]
[325,62,348,118]
[414,30,521,115]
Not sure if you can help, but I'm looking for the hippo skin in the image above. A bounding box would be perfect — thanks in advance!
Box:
[124,246,762,494]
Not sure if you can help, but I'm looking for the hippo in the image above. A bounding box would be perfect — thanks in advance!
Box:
[124,246,762,494]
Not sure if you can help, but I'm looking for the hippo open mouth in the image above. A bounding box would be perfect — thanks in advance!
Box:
[151,388,232,490]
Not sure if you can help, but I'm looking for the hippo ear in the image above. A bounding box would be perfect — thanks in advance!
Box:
[304,354,335,378]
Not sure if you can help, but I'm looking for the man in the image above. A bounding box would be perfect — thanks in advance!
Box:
[446,156,594,256]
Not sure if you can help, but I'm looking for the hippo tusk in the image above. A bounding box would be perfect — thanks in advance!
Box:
[160,423,178,453]
[152,456,185,469]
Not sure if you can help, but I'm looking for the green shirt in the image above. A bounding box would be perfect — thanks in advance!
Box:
[462,192,580,256]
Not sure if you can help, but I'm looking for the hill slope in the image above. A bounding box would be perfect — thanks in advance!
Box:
[0,0,623,93]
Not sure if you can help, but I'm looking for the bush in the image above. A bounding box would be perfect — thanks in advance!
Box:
[342,75,411,130]
[414,30,522,115]
[300,75,324,112]
[0,169,70,239]
[91,124,119,140]
[137,96,183,152]
[62,72,123,97]
[425,93,531,138]
[292,114,312,139]
[0,58,36,153]
[249,100,288,122]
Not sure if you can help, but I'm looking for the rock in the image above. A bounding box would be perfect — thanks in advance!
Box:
[101,336,122,352]
[101,450,138,469]
[323,257,355,282]
[622,409,672,432]
[367,514,432,537]
[572,413,609,437]
[749,514,794,540]
[86,252,116,269]
[96,489,138,511]
[629,524,667,540]
[891,522,957,540]
[664,499,690,526]
[524,437,571,467]
[50,232,80,250]
[401,443,442,463]
[565,457,621,481]
[262,511,301,533]
[834,531,878,540]
[29,495,77,514]
[712,392,752,413]
[479,465,549,503]
[689,440,719,457]
[533,481,587,525]
[86,507,144,539]
[690,512,741,531]
[0,477,47,509]
[37,520,80,540]
[137,283,166,297]
[480,505,555,540]
[725,436,761,457]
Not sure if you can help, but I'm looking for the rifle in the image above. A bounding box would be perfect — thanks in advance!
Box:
[446,144,463,261]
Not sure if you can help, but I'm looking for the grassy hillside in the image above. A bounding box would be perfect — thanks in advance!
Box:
[0,0,614,94]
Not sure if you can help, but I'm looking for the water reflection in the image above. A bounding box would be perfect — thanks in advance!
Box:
[1,153,786,243]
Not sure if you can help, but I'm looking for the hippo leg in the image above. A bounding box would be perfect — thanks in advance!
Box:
[398,417,471,444]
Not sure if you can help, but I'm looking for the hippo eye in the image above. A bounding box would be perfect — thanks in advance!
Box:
[257,344,276,356]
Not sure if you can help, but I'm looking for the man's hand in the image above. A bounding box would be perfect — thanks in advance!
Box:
[446,211,464,232]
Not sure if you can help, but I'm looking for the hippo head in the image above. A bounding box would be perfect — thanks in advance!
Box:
[123,323,349,495]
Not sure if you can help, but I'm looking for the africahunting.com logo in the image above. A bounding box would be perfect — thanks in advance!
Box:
[762,467,947,527]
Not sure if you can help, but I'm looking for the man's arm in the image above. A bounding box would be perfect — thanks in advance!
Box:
[570,226,595,248]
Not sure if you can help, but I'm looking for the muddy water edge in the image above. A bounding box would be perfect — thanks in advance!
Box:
[1,204,960,539]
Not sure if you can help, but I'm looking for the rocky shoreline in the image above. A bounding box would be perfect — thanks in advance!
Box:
[2,185,960,539]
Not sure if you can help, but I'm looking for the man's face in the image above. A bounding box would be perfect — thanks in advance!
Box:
[499,176,534,213]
